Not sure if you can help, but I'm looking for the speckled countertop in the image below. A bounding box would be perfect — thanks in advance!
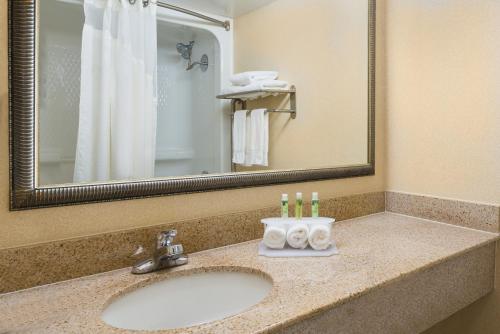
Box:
[1,213,498,334]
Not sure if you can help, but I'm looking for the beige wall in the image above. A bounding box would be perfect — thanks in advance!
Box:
[384,0,500,333]
[0,1,386,250]
[234,0,369,170]
[386,0,500,204]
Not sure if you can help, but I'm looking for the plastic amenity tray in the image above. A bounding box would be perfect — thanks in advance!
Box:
[259,217,339,258]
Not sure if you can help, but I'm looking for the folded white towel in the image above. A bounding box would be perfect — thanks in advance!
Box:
[221,80,289,95]
[263,226,287,249]
[230,71,278,86]
[308,224,331,250]
[232,110,247,164]
[286,224,309,249]
[244,109,269,166]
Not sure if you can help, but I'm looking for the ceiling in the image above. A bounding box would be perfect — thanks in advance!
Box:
[162,0,278,18]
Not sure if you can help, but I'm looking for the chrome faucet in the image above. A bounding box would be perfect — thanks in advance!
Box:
[131,230,188,274]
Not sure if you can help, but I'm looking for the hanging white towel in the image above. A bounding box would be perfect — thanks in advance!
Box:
[244,109,269,166]
[221,80,289,95]
[230,71,279,86]
[232,110,248,164]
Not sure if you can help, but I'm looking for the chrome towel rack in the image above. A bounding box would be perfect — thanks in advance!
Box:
[216,86,297,119]
[217,86,297,172]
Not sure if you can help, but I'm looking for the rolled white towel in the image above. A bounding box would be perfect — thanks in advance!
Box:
[230,71,278,86]
[308,224,331,250]
[263,226,287,249]
[286,224,309,249]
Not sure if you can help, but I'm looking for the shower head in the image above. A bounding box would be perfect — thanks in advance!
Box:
[176,41,194,60]
[176,41,208,72]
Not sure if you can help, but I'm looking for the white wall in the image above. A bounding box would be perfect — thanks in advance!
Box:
[155,22,197,177]
[38,0,83,185]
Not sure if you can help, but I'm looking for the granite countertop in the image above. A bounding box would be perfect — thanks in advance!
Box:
[1,213,498,334]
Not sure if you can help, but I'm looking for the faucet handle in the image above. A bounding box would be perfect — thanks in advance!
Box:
[130,245,151,260]
[166,244,184,257]
[157,230,177,248]
[132,245,146,257]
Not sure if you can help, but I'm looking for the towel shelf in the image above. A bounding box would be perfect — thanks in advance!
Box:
[216,85,297,119]
[216,87,296,101]
[218,86,296,172]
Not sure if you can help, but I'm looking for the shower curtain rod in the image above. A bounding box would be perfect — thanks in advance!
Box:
[58,0,231,31]
[155,1,231,31]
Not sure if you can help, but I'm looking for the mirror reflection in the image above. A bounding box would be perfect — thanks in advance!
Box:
[37,0,369,186]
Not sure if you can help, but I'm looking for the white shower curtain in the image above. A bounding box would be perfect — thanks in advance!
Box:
[74,0,158,183]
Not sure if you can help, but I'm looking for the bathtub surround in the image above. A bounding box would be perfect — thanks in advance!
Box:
[0,192,385,293]
[386,192,500,233]
[1,213,497,333]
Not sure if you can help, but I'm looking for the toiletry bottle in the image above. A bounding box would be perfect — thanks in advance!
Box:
[311,192,319,218]
[295,192,303,219]
[281,194,289,218]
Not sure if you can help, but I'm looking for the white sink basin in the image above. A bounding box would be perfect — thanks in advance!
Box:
[101,270,272,331]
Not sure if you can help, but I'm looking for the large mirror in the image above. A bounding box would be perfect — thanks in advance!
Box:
[9,0,375,209]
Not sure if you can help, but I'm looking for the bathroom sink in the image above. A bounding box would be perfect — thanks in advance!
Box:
[101,270,272,331]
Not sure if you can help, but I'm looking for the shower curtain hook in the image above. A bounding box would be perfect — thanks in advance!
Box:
[126,0,149,7]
